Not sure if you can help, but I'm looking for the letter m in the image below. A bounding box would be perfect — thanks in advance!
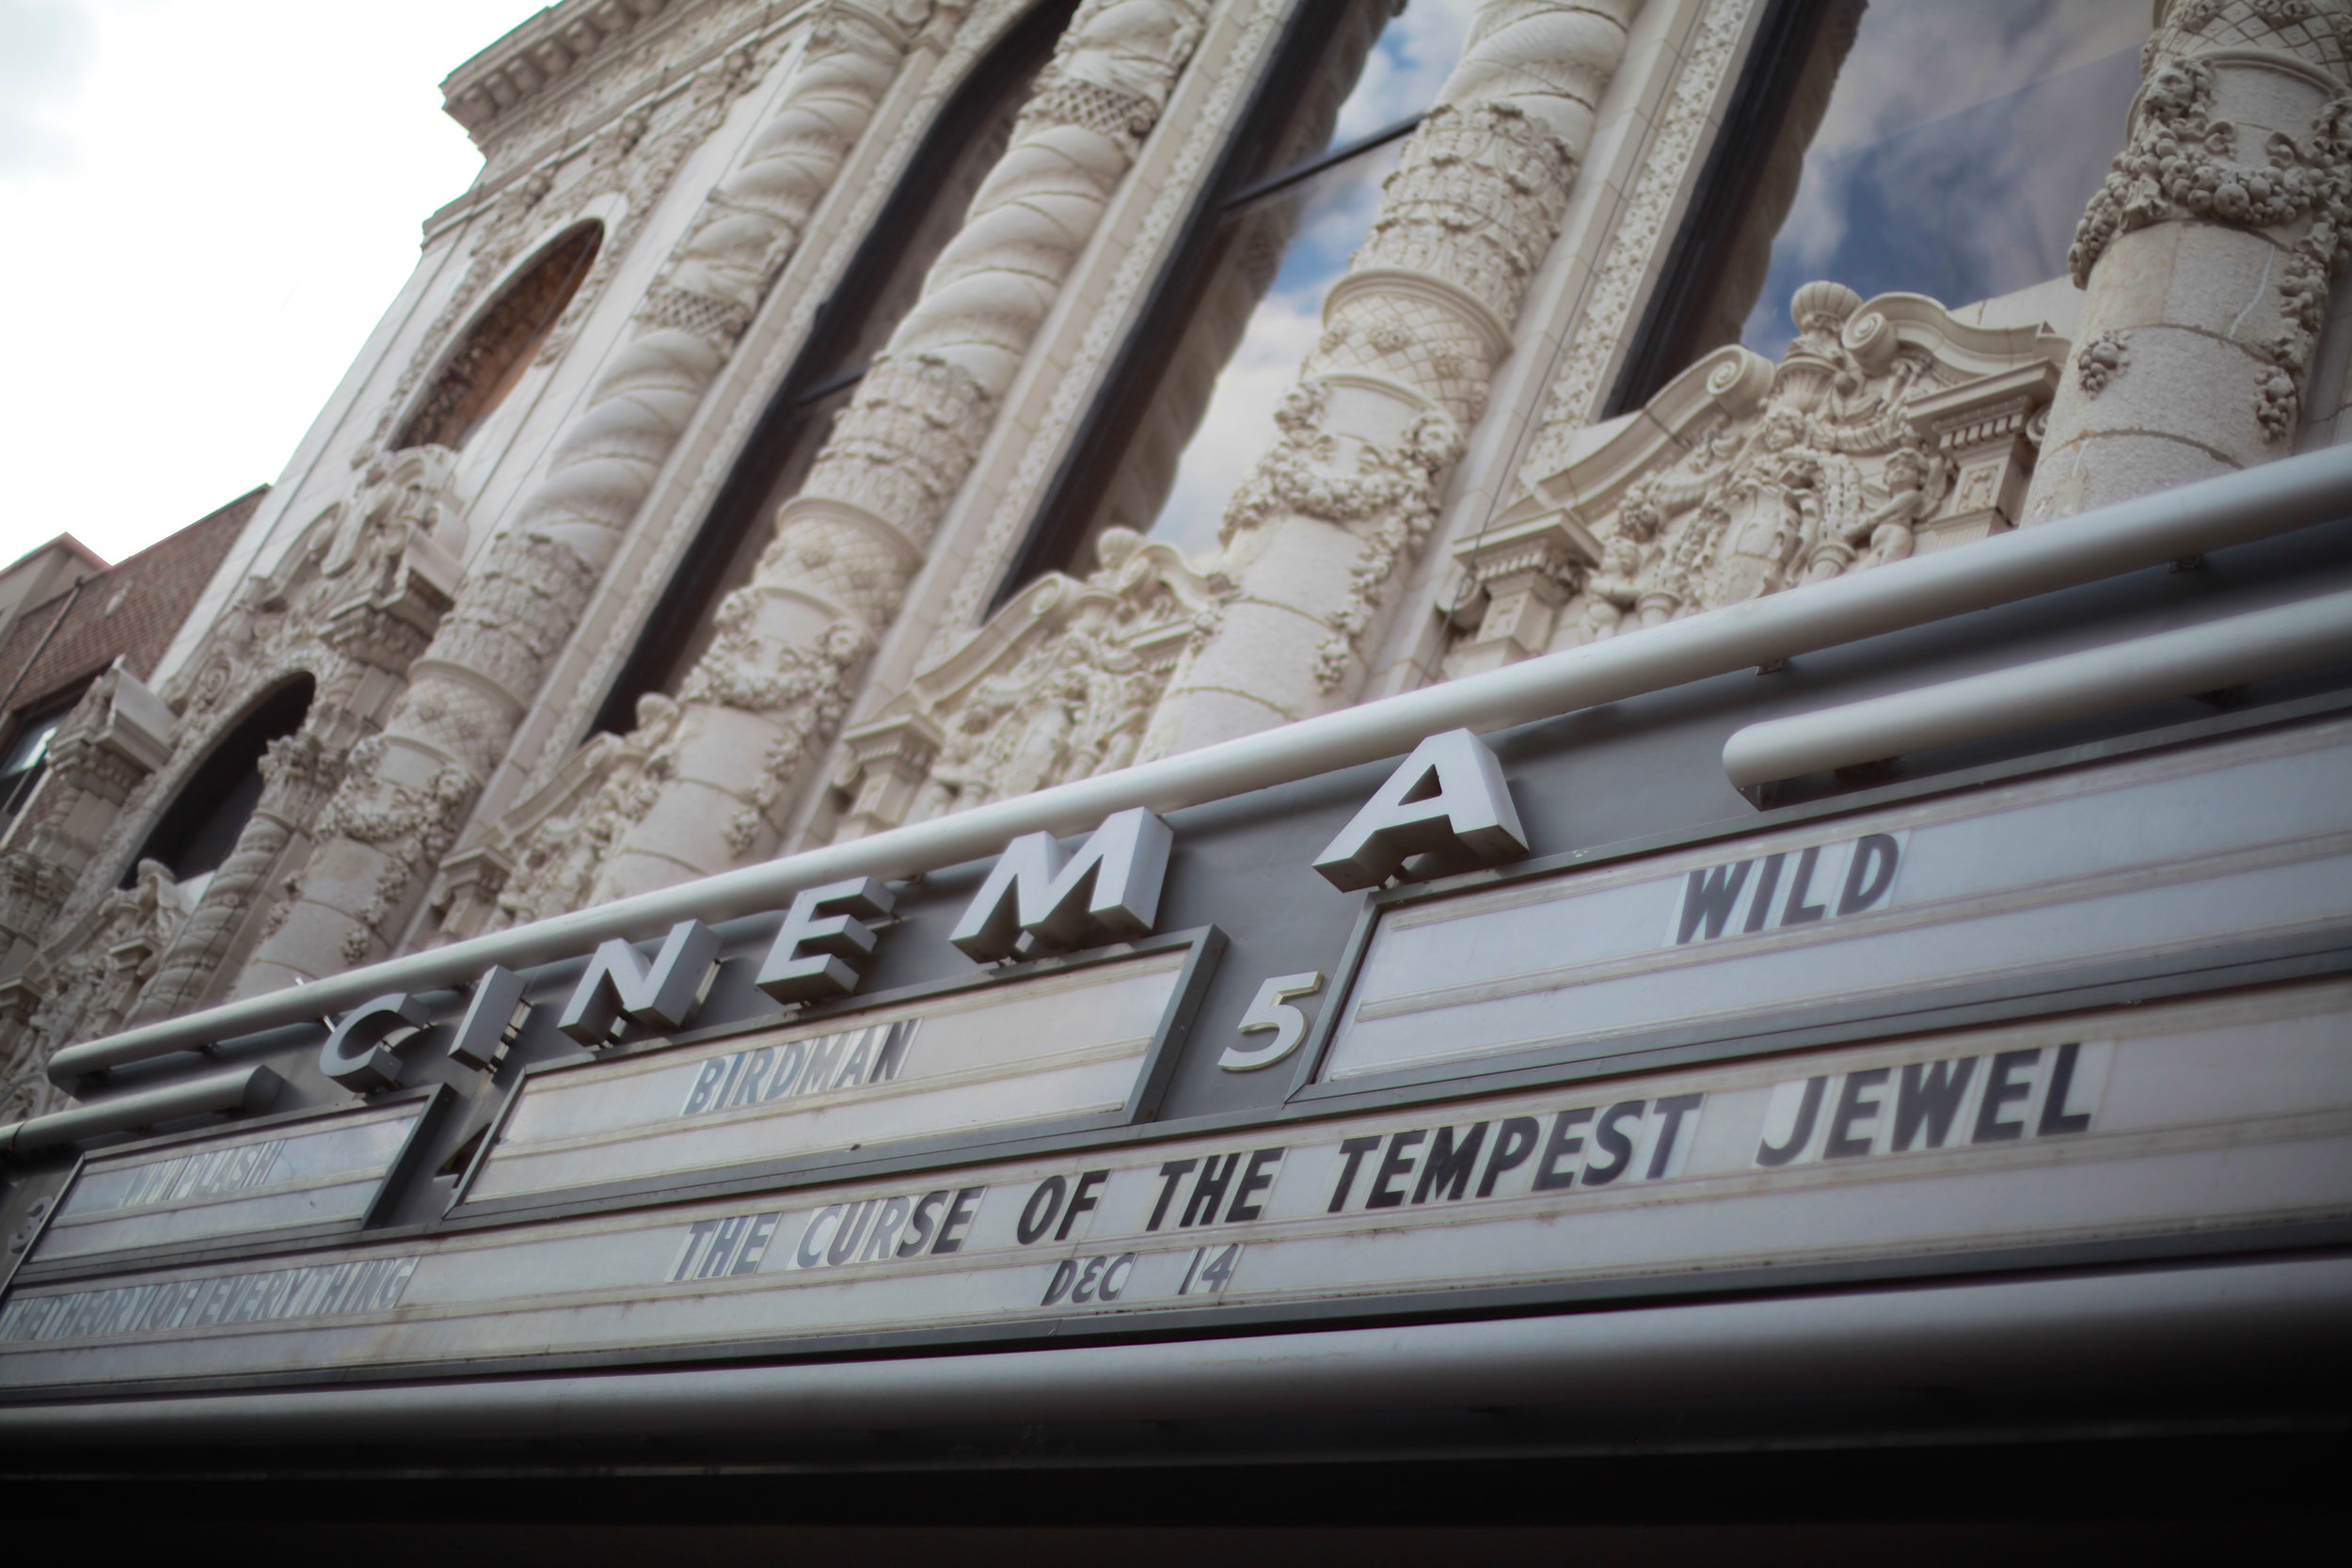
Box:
[557,919,722,1046]
[949,807,1174,962]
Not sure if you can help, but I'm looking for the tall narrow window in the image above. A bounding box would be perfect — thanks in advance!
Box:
[394,221,603,451]
[125,677,312,887]
[994,0,1481,599]
[591,0,1078,736]
[1613,0,2142,409]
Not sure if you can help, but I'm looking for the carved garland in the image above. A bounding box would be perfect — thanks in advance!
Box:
[241,7,939,983]
[1214,384,1468,689]
[929,0,1295,647]
[2069,49,2352,440]
[8,450,472,1047]
[503,0,1041,809]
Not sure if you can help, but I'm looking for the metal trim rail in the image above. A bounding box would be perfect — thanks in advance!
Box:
[1722,584,2352,788]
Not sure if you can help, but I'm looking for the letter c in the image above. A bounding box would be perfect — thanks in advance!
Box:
[319,993,432,1091]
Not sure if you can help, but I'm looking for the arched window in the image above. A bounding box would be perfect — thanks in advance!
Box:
[1611,0,2141,409]
[590,0,1078,736]
[125,677,313,887]
[993,0,1479,599]
[393,221,603,451]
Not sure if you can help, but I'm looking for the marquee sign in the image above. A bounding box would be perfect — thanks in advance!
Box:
[1,980,2344,1395]
[1,708,2347,1404]
[15,1095,441,1275]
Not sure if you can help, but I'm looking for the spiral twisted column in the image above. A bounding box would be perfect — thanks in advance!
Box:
[592,0,1212,900]
[1139,0,1639,760]
[235,5,933,995]
[2024,1,2352,523]
[126,726,353,1024]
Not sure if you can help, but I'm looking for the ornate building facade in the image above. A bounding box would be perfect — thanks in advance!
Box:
[8,3,2352,1528]
[2,0,2344,1122]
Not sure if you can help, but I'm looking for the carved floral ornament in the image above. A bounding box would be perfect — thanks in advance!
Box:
[230,2,968,996]
[168,448,469,728]
[8,863,205,1112]
[358,35,776,469]
[828,529,1229,841]
[433,691,686,941]
[504,0,1220,911]
[2067,45,2352,441]
[0,665,179,1066]
[1447,284,2069,675]
[1216,380,1469,693]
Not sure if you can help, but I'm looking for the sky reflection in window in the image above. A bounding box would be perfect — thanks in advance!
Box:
[1146,0,1482,559]
[1740,0,2144,358]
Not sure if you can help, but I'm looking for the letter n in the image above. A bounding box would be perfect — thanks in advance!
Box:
[557,920,722,1046]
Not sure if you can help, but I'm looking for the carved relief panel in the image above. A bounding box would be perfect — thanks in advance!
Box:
[832,531,1230,839]
[1447,283,2069,676]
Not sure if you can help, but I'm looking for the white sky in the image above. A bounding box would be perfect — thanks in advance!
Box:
[0,0,547,570]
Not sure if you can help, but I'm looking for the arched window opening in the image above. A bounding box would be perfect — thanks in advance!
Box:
[993,0,1479,602]
[590,0,1078,736]
[393,222,603,451]
[125,677,313,887]
[1610,0,2141,412]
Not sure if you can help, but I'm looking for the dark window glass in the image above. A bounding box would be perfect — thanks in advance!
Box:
[0,687,87,825]
[394,221,603,451]
[125,677,312,886]
[995,0,1481,596]
[591,0,1077,736]
[1616,0,2142,407]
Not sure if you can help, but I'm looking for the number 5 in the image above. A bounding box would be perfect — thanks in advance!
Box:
[1219,972,1323,1071]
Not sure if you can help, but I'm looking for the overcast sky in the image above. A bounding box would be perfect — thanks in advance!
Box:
[0,0,546,570]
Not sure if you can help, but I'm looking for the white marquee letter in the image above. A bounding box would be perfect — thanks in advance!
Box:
[320,993,431,1092]
[950,808,1174,963]
[758,877,896,1004]
[1313,729,1528,892]
[557,920,721,1047]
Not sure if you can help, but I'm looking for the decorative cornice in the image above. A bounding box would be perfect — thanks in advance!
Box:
[424,0,802,249]
[441,0,679,145]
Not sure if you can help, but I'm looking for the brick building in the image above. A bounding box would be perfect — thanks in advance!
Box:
[0,496,261,829]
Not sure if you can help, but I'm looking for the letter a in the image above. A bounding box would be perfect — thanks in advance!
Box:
[1312,729,1528,892]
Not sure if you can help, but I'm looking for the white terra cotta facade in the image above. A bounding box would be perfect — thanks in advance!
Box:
[7,0,2352,1111]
